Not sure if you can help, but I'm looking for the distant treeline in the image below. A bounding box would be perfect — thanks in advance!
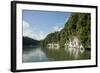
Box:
[23,37,40,46]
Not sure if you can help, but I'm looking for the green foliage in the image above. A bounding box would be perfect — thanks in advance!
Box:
[41,13,91,48]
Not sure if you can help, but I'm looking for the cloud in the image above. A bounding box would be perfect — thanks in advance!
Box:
[39,31,47,40]
[53,26,63,32]
[23,20,47,40]
[23,20,33,38]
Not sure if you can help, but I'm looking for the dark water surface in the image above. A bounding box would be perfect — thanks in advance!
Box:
[22,46,91,63]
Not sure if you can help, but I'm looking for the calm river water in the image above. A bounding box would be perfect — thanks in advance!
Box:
[22,46,91,63]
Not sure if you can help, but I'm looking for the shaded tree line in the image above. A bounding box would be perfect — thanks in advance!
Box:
[23,37,40,46]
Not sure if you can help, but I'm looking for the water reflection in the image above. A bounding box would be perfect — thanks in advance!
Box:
[23,47,48,62]
[65,48,83,59]
[23,46,91,63]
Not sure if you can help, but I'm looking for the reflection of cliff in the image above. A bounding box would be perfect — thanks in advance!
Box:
[42,47,90,60]
[41,13,91,49]
[65,37,85,58]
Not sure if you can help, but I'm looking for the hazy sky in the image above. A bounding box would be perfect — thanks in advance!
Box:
[22,10,71,40]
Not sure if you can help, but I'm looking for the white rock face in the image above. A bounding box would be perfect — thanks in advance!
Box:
[47,37,85,58]
[47,43,60,50]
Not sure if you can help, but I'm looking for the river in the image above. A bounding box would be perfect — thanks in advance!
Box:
[22,46,91,63]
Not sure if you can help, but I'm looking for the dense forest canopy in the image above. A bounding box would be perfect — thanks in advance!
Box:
[41,13,91,48]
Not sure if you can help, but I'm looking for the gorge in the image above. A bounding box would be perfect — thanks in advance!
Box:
[23,13,91,62]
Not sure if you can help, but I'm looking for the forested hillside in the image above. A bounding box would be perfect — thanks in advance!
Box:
[23,37,40,46]
[41,13,91,48]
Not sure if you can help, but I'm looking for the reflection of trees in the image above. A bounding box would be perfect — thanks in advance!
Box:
[42,47,91,61]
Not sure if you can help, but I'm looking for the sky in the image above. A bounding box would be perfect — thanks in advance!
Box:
[22,10,71,40]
